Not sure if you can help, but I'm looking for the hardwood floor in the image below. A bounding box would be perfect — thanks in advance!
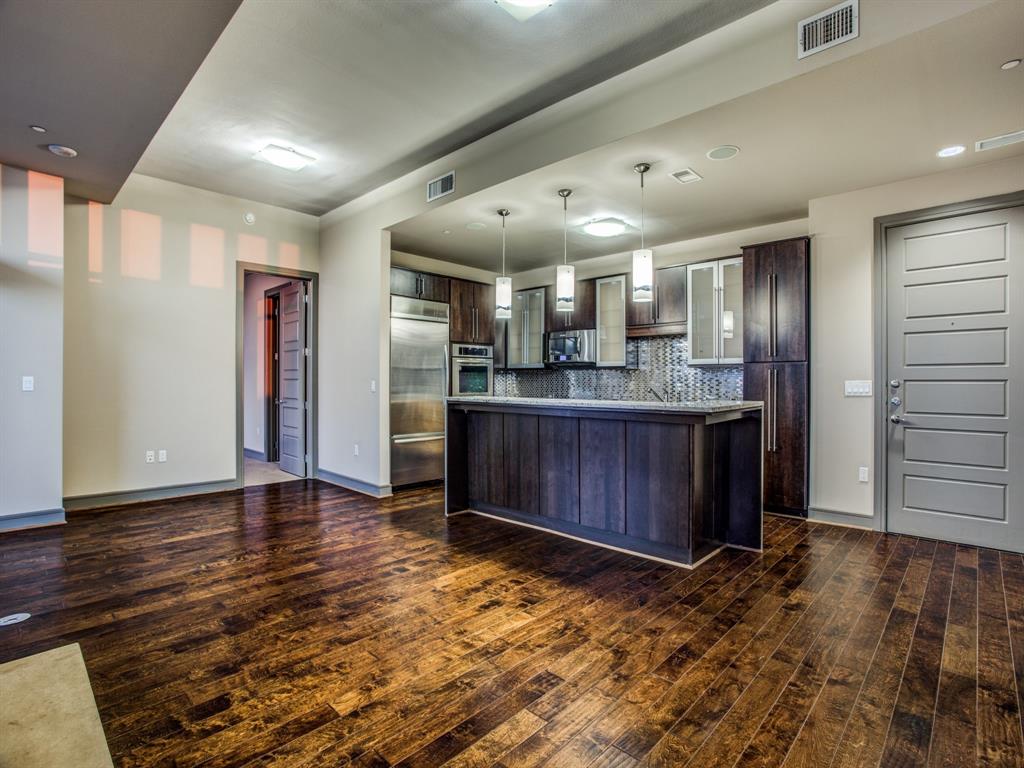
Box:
[1,481,1021,767]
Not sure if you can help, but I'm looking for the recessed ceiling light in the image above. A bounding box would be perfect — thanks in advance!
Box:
[582,218,627,238]
[1001,58,1021,70]
[442,228,452,235]
[253,144,315,171]
[30,125,46,133]
[495,0,555,21]
[936,145,966,158]
[706,145,740,161]
[47,144,77,158]
[466,222,487,231]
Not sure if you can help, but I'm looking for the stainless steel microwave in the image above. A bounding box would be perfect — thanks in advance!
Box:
[546,329,596,367]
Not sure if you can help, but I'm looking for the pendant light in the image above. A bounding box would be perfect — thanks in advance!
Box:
[495,208,512,320]
[631,162,653,303]
[556,188,574,312]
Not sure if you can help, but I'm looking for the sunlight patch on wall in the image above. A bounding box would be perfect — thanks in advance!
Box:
[189,223,226,288]
[278,242,300,270]
[120,209,161,281]
[238,233,267,264]
[27,171,63,260]
[88,201,104,274]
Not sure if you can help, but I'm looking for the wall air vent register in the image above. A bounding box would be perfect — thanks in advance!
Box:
[798,0,859,59]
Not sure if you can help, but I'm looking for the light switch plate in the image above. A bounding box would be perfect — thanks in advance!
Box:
[844,380,872,397]
[158,450,167,463]
[21,376,34,392]
[145,450,155,464]
[858,466,869,482]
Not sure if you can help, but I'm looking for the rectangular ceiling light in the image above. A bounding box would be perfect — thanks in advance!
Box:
[975,129,1024,152]
[253,144,315,171]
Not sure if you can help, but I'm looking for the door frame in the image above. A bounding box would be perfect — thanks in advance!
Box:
[236,261,319,486]
[871,189,1024,532]
[263,287,281,462]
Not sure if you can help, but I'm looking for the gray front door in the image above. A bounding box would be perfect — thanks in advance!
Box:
[886,204,1023,552]
[278,280,307,477]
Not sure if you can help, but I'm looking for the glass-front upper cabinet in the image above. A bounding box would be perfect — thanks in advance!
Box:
[596,275,626,367]
[508,287,546,368]
[687,257,743,365]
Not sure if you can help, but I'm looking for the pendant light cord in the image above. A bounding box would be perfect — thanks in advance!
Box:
[639,169,645,250]
[563,195,568,266]
[501,212,506,277]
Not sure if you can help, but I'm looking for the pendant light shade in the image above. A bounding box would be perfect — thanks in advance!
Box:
[631,163,654,303]
[556,188,575,312]
[495,209,512,319]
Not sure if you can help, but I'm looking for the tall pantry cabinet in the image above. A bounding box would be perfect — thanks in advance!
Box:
[742,237,810,516]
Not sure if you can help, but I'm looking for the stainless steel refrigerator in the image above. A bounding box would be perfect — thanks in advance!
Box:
[390,296,449,486]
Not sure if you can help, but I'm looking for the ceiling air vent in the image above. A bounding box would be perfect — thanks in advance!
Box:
[976,129,1024,153]
[427,171,455,202]
[798,0,859,59]
[670,168,703,185]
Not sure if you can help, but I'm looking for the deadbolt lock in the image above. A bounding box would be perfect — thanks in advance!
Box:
[889,396,902,407]
[889,379,900,389]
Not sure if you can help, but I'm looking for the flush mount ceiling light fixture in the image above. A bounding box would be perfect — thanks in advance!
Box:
[30,125,46,133]
[494,0,555,22]
[253,143,316,171]
[936,145,966,158]
[706,145,740,160]
[47,143,77,158]
[1001,58,1021,70]
[582,218,627,237]
[631,162,654,304]
[495,209,512,320]
[556,189,575,313]
[466,222,487,231]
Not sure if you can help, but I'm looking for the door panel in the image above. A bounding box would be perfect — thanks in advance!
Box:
[625,422,689,547]
[655,265,687,325]
[468,412,505,507]
[538,416,579,523]
[449,278,475,343]
[278,281,306,477]
[742,245,773,362]
[886,205,1023,552]
[474,282,495,344]
[390,267,419,299]
[579,418,625,532]
[772,238,809,361]
[745,362,808,514]
[504,414,538,514]
[419,273,450,303]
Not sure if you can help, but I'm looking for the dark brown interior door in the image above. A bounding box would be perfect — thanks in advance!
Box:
[265,293,280,461]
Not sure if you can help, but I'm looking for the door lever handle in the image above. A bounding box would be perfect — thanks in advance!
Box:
[890,414,908,425]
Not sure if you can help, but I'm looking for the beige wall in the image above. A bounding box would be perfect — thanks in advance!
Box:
[0,165,64,526]
[243,273,290,454]
[63,174,318,499]
[807,155,1024,523]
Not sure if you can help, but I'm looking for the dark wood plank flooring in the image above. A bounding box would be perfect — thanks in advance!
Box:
[0,481,1021,767]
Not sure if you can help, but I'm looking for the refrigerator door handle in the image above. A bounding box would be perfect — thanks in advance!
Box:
[393,433,446,445]
[442,344,449,401]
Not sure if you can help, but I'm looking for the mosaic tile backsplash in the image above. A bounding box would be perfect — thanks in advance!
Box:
[494,335,744,402]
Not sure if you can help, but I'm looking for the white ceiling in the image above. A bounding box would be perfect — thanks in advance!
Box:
[388,0,1024,273]
[134,0,771,215]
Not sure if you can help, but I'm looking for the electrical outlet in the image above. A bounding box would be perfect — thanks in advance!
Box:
[21,376,34,392]
[370,379,377,394]
[858,466,869,483]
[353,443,360,457]
[158,450,167,463]
[145,450,155,464]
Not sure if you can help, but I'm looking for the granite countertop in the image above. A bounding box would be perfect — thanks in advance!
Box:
[446,396,763,414]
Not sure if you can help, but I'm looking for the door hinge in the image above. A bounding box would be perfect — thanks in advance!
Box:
[304,347,311,357]
[303,294,309,304]
[304,453,310,462]
[274,307,279,317]
[274,352,279,361]
[304,401,309,410]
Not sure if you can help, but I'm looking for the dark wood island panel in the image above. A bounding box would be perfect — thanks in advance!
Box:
[446,397,763,567]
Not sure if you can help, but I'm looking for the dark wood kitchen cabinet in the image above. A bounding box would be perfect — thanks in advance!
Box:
[743,237,809,363]
[544,277,596,332]
[742,235,810,516]
[450,278,495,344]
[390,267,450,303]
[626,265,687,336]
[743,362,808,515]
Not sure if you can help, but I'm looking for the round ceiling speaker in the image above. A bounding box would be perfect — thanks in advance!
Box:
[47,144,78,158]
[706,145,740,161]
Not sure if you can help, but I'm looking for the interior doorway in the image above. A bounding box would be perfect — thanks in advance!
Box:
[237,263,318,488]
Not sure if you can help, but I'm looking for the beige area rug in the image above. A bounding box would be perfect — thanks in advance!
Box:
[0,643,114,768]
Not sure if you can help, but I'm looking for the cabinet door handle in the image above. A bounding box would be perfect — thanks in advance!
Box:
[771,367,779,452]
[770,273,778,357]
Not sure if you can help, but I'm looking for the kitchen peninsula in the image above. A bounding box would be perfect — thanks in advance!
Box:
[445,396,763,567]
